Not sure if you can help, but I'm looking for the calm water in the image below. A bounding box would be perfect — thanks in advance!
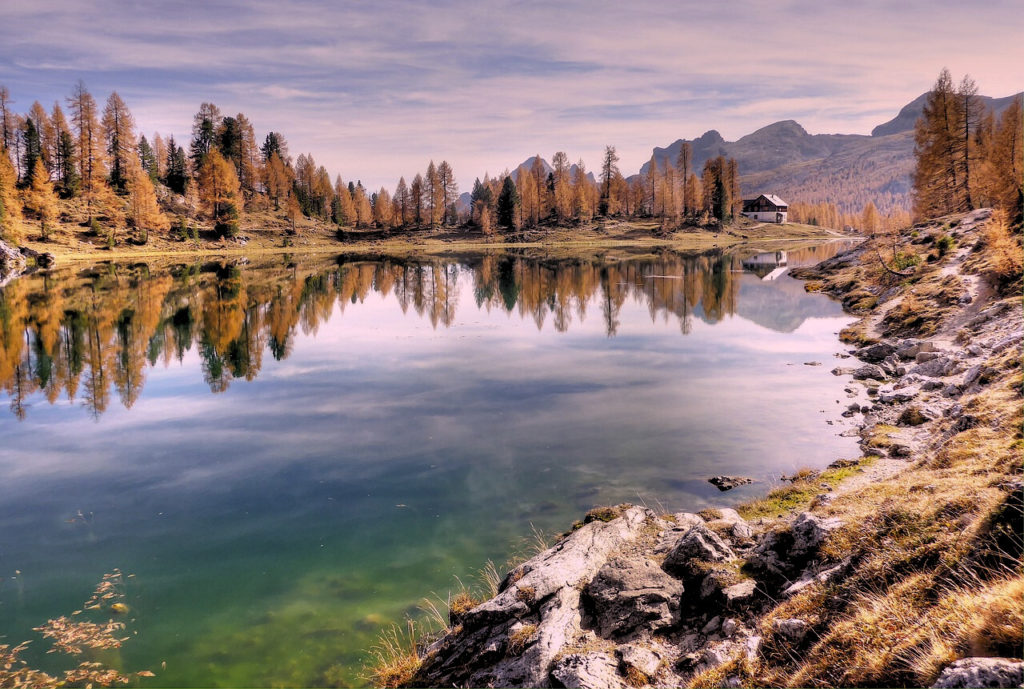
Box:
[0,243,860,687]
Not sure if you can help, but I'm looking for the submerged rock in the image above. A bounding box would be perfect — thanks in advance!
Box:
[708,476,754,491]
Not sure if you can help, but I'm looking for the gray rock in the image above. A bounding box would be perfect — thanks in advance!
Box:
[931,657,1024,688]
[910,356,957,378]
[916,350,943,363]
[847,402,862,412]
[721,618,738,638]
[722,580,757,607]
[699,646,731,670]
[992,332,1022,354]
[586,557,682,638]
[732,521,753,540]
[749,529,791,575]
[0,240,28,288]
[709,475,754,491]
[772,618,808,642]
[852,364,887,381]
[701,615,722,634]
[616,644,661,680]
[743,635,762,662]
[896,339,935,359]
[663,523,735,575]
[967,343,985,356]
[943,384,963,397]
[417,506,652,688]
[790,512,843,560]
[922,379,944,390]
[854,341,896,362]
[653,513,703,554]
[551,652,624,689]
[879,385,920,403]
[963,364,983,386]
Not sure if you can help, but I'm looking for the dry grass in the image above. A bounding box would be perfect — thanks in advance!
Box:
[967,210,1023,294]
[506,624,538,657]
[366,621,423,689]
[624,664,652,687]
[478,560,503,599]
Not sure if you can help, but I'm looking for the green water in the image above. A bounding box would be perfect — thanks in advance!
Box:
[0,244,862,686]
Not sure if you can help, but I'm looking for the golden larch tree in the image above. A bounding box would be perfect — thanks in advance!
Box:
[0,145,25,243]
[22,161,59,240]
[197,148,242,237]
[126,157,169,241]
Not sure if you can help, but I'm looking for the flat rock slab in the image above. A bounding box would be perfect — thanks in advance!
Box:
[551,652,624,689]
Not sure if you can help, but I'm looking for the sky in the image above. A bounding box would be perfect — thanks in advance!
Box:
[1,0,1022,191]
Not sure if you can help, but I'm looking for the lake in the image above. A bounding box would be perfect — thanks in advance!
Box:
[0,242,861,687]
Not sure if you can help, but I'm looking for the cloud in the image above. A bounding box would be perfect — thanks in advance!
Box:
[1,0,1021,189]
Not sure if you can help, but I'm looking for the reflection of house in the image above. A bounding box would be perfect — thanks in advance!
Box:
[742,251,788,281]
[742,194,789,223]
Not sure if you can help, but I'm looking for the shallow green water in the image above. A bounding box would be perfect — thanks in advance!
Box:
[0,244,861,686]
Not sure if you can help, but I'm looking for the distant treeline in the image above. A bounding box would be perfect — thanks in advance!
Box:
[0,80,759,244]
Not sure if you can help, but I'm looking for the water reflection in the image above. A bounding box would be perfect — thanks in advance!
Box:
[0,243,853,419]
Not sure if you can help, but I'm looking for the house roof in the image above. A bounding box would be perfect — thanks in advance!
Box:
[761,194,788,206]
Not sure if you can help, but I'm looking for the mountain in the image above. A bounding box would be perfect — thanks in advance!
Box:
[637,91,1021,215]
[871,92,1021,137]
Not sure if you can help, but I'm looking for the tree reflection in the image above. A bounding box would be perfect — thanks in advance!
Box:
[0,241,854,418]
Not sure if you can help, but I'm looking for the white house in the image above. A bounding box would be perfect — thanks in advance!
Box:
[741,194,789,223]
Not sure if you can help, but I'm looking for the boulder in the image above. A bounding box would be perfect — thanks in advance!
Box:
[878,385,920,403]
[749,528,793,576]
[663,523,735,575]
[585,557,682,638]
[790,512,843,560]
[722,580,757,608]
[721,618,738,638]
[701,615,722,634]
[551,652,624,689]
[854,342,896,362]
[931,657,1023,688]
[772,618,808,642]
[896,339,936,359]
[416,506,652,688]
[653,513,703,553]
[909,356,957,378]
[852,364,887,381]
[616,644,662,680]
[963,364,983,387]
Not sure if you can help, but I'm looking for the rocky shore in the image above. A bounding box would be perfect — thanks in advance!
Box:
[380,209,1022,688]
[0,238,54,288]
